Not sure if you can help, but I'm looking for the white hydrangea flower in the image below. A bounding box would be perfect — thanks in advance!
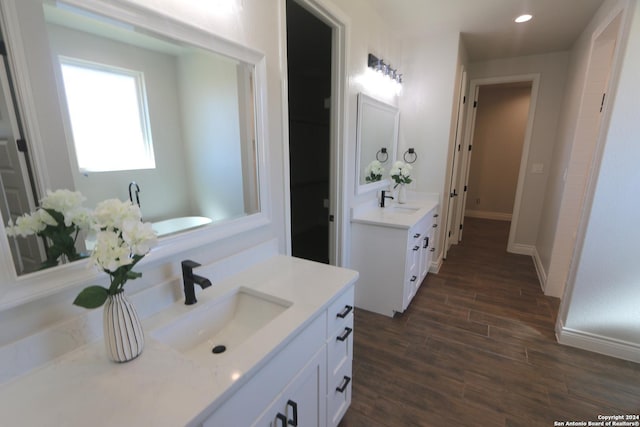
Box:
[90,230,133,272]
[365,160,385,181]
[390,161,413,185]
[41,189,86,214]
[121,219,158,256]
[93,199,142,231]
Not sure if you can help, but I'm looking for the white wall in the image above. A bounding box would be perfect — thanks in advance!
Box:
[466,85,530,219]
[398,32,463,263]
[178,51,245,221]
[559,0,640,359]
[537,0,625,298]
[467,52,569,246]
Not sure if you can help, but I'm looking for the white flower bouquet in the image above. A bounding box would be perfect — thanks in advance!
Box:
[73,199,157,309]
[6,189,91,268]
[390,161,413,188]
[365,160,385,183]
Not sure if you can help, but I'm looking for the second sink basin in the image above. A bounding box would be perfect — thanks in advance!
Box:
[384,205,420,214]
[151,287,292,359]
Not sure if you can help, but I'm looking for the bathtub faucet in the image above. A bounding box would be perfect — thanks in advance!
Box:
[129,181,141,207]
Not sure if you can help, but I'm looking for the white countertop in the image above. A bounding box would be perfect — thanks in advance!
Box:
[352,197,439,229]
[0,255,358,427]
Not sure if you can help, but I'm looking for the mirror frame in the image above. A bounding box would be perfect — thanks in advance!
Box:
[0,0,272,310]
[355,92,399,195]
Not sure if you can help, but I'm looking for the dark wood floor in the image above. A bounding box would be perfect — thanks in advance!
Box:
[340,217,640,427]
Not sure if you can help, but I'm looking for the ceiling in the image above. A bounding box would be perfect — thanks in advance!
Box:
[366,0,605,61]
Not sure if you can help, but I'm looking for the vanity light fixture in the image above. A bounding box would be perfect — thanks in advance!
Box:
[515,14,533,23]
[368,53,403,87]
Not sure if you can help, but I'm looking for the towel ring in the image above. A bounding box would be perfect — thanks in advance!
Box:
[376,148,389,163]
[404,148,417,164]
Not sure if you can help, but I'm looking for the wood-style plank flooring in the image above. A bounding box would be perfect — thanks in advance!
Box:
[340,217,640,426]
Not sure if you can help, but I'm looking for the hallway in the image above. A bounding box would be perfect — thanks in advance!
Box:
[341,217,640,426]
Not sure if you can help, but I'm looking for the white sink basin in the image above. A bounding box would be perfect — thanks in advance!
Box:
[151,287,292,360]
[384,206,419,214]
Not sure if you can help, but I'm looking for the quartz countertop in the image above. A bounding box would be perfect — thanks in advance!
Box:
[0,255,358,426]
[352,197,439,229]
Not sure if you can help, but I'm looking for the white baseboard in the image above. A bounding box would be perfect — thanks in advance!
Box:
[465,209,512,221]
[507,242,534,255]
[556,321,640,363]
[531,246,547,292]
[430,252,443,274]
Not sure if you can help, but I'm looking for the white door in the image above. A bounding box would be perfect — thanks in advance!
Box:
[0,54,42,274]
[444,69,467,258]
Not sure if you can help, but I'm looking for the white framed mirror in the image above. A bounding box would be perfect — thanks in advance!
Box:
[0,0,271,308]
[355,93,399,195]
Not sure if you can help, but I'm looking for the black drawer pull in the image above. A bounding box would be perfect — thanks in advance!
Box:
[337,305,353,318]
[433,214,439,218]
[287,400,298,426]
[410,275,417,282]
[413,233,421,238]
[337,327,353,342]
[413,245,420,251]
[276,413,287,426]
[423,237,429,248]
[430,248,435,252]
[336,376,351,393]
[432,224,438,228]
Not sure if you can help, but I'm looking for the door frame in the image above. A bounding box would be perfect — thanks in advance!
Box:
[280,0,349,266]
[456,73,540,253]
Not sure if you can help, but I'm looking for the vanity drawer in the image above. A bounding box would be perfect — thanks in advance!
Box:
[327,361,352,427]
[327,314,353,384]
[327,285,355,337]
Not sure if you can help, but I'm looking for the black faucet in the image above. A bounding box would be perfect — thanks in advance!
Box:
[181,260,212,305]
[380,190,394,208]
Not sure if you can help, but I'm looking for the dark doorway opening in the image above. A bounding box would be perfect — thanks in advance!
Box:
[286,0,332,264]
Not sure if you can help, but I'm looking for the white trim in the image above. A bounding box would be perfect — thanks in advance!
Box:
[464,209,511,221]
[556,321,640,363]
[507,243,534,256]
[532,246,547,292]
[429,253,443,274]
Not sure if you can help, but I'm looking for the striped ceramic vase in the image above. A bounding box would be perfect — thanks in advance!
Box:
[103,291,144,362]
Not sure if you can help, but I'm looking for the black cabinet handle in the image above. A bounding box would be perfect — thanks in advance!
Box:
[337,305,353,318]
[287,400,298,426]
[276,413,287,426]
[430,247,436,252]
[413,245,420,251]
[413,233,421,238]
[336,376,351,393]
[433,213,439,218]
[432,223,438,228]
[410,275,417,282]
[423,237,429,249]
[337,327,353,342]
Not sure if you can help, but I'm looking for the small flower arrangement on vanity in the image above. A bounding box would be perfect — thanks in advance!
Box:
[6,189,92,268]
[365,160,385,183]
[390,161,413,203]
[73,198,157,309]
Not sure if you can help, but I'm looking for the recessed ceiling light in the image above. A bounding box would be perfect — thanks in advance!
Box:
[515,14,533,23]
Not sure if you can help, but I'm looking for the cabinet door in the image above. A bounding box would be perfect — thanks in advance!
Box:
[253,348,327,427]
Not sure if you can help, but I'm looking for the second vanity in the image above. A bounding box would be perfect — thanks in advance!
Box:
[351,193,439,317]
[0,249,358,426]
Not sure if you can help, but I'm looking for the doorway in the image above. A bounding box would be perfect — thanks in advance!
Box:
[454,75,539,252]
[286,0,333,264]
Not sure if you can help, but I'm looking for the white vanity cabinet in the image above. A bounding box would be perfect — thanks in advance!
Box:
[201,283,355,427]
[351,202,439,317]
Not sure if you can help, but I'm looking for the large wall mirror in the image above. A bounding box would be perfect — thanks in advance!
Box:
[355,93,399,195]
[0,0,270,305]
